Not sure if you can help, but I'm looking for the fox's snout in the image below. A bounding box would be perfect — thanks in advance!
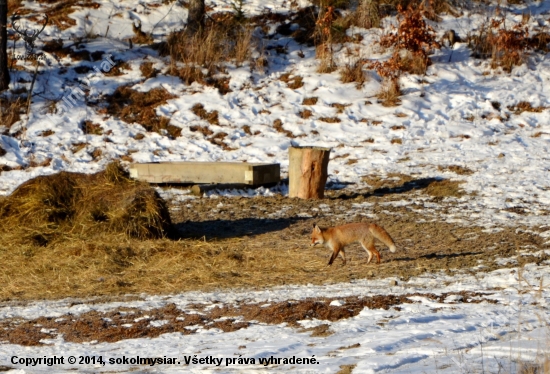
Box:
[310,238,322,247]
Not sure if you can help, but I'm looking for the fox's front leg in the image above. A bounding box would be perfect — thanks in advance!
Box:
[328,245,345,266]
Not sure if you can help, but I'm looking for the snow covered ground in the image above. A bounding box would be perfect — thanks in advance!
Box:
[1,261,549,373]
[1,0,550,372]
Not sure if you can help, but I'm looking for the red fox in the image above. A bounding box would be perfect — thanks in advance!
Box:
[310,223,397,266]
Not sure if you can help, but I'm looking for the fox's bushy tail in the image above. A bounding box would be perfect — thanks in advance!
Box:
[370,224,397,252]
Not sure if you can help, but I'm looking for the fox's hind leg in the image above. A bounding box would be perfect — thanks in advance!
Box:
[361,238,381,264]
[339,248,346,265]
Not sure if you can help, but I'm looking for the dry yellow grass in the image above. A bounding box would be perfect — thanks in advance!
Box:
[0,190,546,302]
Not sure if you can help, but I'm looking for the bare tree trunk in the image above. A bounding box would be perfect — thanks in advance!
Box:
[186,0,205,36]
[289,146,331,199]
[0,0,9,91]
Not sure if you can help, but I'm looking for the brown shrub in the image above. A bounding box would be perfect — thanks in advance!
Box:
[330,103,350,113]
[370,4,439,81]
[468,17,530,72]
[44,0,78,30]
[353,0,381,29]
[190,125,214,136]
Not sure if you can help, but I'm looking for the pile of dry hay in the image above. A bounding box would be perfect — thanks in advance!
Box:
[0,162,172,246]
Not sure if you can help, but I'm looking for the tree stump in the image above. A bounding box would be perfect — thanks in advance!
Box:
[186,0,205,36]
[289,146,331,199]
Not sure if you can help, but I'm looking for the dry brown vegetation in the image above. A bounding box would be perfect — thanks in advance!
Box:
[82,120,103,135]
[299,109,313,119]
[319,116,341,123]
[191,103,220,125]
[132,21,153,45]
[508,101,547,114]
[41,0,99,30]
[106,86,181,138]
[140,61,159,79]
[273,118,296,137]
[0,169,547,301]
[0,291,494,345]
[7,0,23,14]
[303,97,319,105]
[0,163,171,250]
[353,0,381,29]
[280,73,304,89]
[467,16,546,72]
[377,78,402,106]
[330,103,350,113]
[369,4,439,104]
[340,59,367,87]
[438,165,474,175]
[167,14,257,90]
[0,97,24,132]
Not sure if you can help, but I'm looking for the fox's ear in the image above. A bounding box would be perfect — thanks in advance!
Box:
[314,224,321,233]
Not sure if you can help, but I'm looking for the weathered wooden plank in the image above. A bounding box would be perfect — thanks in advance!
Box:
[129,162,280,186]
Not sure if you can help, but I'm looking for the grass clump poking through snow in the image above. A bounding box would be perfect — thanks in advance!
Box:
[377,78,402,106]
[106,86,181,138]
[0,161,172,247]
[468,16,534,72]
[340,58,368,88]
[167,13,259,91]
[0,97,24,132]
